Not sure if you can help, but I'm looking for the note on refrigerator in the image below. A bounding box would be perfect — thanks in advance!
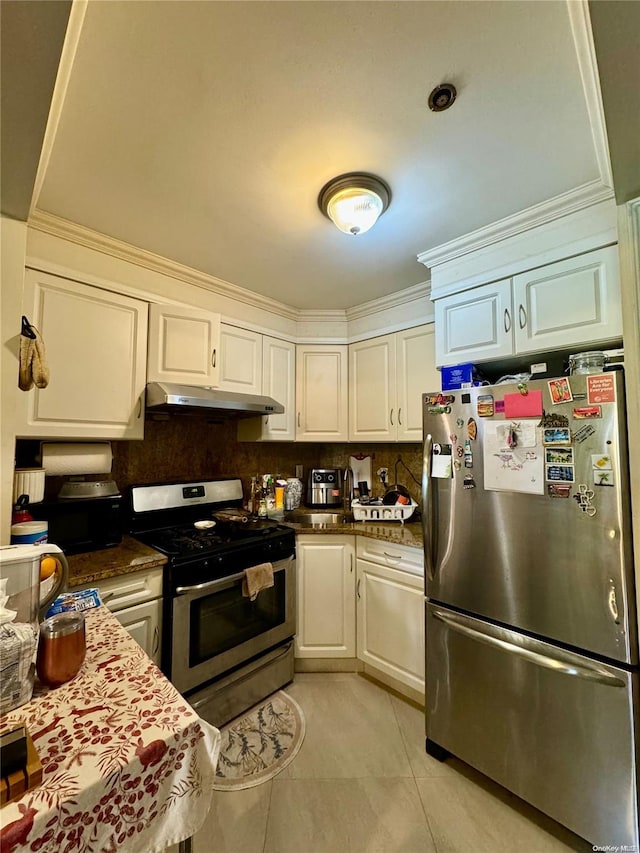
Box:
[431,444,453,478]
[483,422,544,494]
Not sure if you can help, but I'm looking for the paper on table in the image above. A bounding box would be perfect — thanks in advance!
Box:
[483,422,544,494]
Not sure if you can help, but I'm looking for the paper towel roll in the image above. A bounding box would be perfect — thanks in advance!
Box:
[41,442,113,476]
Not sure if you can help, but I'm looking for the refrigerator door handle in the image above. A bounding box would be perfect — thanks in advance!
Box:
[422,432,435,581]
[432,609,626,688]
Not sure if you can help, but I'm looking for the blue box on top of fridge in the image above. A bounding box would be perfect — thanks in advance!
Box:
[440,362,478,390]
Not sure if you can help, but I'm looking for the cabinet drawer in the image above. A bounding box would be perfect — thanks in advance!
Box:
[95,568,163,612]
[356,539,423,576]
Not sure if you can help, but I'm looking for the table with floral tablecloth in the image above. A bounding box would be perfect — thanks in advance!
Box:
[0,605,221,853]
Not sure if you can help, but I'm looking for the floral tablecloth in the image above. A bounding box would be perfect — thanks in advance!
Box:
[0,606,221,853]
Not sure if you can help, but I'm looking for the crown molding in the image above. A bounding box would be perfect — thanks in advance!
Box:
[28,208,438,334]
[346,280,431,321]
[567,0,614,190]
[28,208,300,321]
[417,180,614,270]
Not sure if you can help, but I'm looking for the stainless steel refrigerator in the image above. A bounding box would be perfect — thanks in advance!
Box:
[421,372,639,847]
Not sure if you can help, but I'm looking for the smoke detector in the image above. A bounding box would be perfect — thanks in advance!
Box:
[428,83,457,112]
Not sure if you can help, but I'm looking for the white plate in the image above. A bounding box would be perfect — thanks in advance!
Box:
[194,520,216,530]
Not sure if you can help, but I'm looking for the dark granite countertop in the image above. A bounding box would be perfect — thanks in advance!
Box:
[284,519,423,549]
[68,534,167,588]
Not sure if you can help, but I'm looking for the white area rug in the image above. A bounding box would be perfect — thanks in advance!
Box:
[212,690,305,790]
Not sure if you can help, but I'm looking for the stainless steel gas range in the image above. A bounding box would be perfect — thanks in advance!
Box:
[128,479,296,726]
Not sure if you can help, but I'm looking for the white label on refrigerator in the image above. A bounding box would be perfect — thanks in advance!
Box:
[431,444,453,478]
[483,422,544,494]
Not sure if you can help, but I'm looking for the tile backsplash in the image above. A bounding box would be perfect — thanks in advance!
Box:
[16,418,423,507]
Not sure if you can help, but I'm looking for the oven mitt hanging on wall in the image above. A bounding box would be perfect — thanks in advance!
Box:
[18,316,49,391]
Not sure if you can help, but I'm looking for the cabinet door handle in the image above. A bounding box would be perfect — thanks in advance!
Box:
[383,551,402,561]
[518,304,527,329]
[152,625,159,655]
[398,407,402,426]
[136,398,142,419]
[357,578,361,600]
[350,553,354,573]
[265,416,269,426]
[503,308,511,334]
[297,412,301,428]
[390,408,394,426]
[211,348,217,368]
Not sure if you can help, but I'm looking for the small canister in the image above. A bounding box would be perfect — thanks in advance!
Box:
[10,521,48,545]
[568,351,607,375]
[36,612,86,688]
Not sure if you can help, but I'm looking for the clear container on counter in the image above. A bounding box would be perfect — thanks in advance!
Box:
[568,351,607,375]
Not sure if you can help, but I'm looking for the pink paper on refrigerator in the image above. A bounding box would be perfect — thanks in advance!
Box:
[502,390,543,418]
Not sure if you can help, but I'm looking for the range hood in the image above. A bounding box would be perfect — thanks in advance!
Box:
[146,382,285,418]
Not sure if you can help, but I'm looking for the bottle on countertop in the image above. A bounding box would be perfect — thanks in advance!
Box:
[247,476,258,515]
[265,476,276,514]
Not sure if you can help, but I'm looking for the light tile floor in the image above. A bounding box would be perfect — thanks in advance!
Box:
[187,673,593,853]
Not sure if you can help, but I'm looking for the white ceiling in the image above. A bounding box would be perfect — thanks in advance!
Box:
[34,0,602,310]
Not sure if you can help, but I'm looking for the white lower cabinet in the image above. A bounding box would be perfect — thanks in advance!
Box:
[295,535,356,658]
[356,540,425,695]
[88,568,163,666]
[111,600,162,666]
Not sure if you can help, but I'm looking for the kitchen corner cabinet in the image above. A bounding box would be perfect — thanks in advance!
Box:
[17,269,147,440]
[147,303,220,386]
[356,539,425,695]
[295,345,348,441]
[435,246,621,366]
[237,336,296,441]
[295,535,356,658]
[89,568,163,666]
[349,325,439,442]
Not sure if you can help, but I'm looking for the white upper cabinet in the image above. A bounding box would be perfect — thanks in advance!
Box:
[147,303,220,385]
[512,246,621,354]
[435,279,513,366]
[435,247,622,367]
[296,345,348,441]
[17,269,147,439]
[217,324,262,394]
[349,325,439,442]
[261,336,296,440]
[237,335,296,442]
[349,335,396,441]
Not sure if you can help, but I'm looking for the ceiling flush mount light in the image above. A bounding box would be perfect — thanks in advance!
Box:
[318,173,391,236]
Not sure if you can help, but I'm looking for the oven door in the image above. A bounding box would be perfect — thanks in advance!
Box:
[170,555,295,694]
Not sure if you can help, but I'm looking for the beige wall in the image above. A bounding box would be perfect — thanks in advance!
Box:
[1,217,28,542]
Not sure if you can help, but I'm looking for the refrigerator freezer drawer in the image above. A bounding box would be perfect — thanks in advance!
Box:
[426,603,639,847]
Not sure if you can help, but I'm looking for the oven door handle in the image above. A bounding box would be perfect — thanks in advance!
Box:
[175,555,293,596]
